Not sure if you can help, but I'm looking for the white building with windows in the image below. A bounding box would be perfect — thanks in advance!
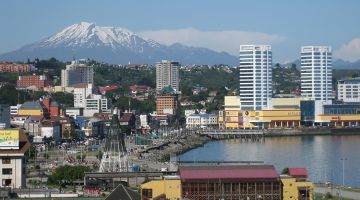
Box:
[156,60,180,92]
[186,114,218,129]
[301,46,332,101]
[0,129,30,189]
[74,84,94,108]
[239,45,272,110]
[83,95,111,117]
[10,104,21,116]
[61,59,93,87]
[337,78,360,102]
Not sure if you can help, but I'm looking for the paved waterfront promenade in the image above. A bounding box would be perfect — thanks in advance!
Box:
[315,186,360,200]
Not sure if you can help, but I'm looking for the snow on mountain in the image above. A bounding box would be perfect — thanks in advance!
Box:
[40,22,163,52]
[0,22,237,65]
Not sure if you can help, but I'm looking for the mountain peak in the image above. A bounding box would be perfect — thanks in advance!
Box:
[0,22,237,65]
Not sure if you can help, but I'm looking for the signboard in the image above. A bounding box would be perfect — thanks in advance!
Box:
[0,130,19,149]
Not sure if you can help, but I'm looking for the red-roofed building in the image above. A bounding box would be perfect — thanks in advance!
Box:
[99,85,120,95]
[179,165,281,199]
[141,165,314,200]
[288,168,308,178]
[129,85,149,94]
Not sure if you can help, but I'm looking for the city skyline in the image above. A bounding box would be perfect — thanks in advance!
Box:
[0,0,360,63]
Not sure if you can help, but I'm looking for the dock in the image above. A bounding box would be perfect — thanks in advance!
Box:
[200,129,264,140]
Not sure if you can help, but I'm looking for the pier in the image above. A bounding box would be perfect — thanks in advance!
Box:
[200,129,264,140]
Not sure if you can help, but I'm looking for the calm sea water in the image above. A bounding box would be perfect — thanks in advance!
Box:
[178,135,360,187]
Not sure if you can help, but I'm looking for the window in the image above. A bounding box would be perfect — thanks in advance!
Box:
[2,179,11,186]
[142,189,152,198]
[2,158,11,164]
[2,168,12,175]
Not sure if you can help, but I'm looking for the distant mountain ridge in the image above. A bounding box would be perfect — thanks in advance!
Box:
[0,22,237,65]
[281,59,360,69]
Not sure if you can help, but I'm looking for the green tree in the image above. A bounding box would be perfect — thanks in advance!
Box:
[25,145,37,162]
[281,167,289,174]
[47,165,92,186]
[51,92,74,107]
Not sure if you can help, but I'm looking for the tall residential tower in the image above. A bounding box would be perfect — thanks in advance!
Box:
[61,59,93,87]
[300,46,332,101]
[156,60,179,92]
[239,45,272,110]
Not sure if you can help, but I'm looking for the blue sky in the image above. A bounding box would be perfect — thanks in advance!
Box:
[1,0,360,63]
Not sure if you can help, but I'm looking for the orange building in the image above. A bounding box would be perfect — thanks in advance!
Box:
[16,74,52,91]
[156,94,179,115]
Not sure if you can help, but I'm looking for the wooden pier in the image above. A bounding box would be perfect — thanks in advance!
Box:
[200,129,264,140]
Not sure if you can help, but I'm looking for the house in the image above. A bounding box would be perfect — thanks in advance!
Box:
[129,85,149,95]
[18,101,48,118]
[0,129,31,189]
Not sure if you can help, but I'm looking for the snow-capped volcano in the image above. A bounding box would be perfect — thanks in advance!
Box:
[40,22,162,51]
[0,22,237,64]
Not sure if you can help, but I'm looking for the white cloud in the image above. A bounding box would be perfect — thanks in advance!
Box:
[138,28,286,56]
[335,38,360,62]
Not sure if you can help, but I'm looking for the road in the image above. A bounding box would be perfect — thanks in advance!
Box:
[314,186,360,200]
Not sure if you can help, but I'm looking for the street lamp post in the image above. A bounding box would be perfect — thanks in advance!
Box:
[340,158,347,200]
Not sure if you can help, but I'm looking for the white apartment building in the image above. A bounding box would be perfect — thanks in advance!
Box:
[83,95,111,117]
[337,78,360,102]
[239,45,272,110]
[186,114,218,129]
[301,46,332,101]
[10,104,22,116]
[0,129,30,189]
[0,103,10,129]
[156,60,180,92]
[61,59,93,87]
[74,84,94,108]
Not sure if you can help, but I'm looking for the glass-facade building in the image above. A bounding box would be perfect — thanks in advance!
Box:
[301,46,332,101]
[324,104,360,115]
[239,45,272,110]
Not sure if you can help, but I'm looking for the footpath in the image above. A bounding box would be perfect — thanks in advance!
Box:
[314,186,360,200]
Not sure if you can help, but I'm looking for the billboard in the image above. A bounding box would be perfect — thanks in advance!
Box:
[0,130,19,149]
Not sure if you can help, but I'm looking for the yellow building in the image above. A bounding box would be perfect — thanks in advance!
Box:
[316,114,360,127]
[282,177,313,200]
[220,96,302,129]
[141,176,181,200]
[281,168,313,200]
[243,110,301,129]
[17,101,46,117]
[219,96,242,129]
[272,97,302,110]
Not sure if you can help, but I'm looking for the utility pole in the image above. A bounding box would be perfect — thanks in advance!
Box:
[340,158,347,200]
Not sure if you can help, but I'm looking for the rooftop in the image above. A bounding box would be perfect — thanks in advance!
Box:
[179,165,279,181]
[189,113,217,118]
[288,168,308,178]
[0,129,31,155]
[20,101,43,110]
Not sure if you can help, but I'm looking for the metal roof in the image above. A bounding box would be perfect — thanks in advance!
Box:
[179,165,279,181]
[288,168,308,178]
[20,101,43,110]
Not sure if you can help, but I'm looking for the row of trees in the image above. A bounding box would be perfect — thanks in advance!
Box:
[0,84,74,107]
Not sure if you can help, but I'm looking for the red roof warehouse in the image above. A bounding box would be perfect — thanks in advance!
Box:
[180,165,279,181]
[179,165,282,199]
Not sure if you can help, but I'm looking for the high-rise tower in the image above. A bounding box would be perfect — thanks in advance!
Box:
[61,59,93,87]
[156,60,179,92]
[301,46,332,101]
[239,45,272,110]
